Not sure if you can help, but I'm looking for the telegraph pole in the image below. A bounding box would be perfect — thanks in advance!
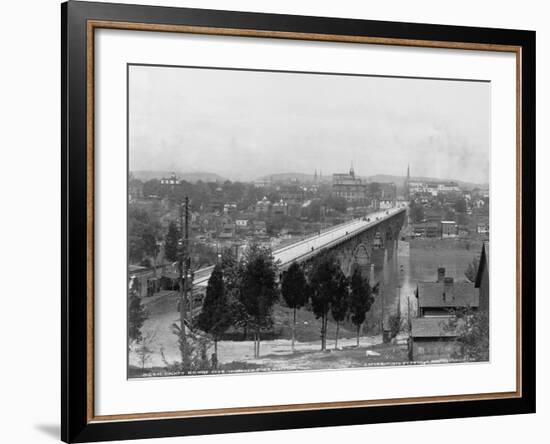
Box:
[178,197,190,371]
[407,295,413,361]
[184,196,190,332]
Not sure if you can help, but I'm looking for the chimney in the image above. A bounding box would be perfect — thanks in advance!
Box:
[437,267,446,282]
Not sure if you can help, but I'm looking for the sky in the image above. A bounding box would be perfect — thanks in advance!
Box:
[129,65,490,184]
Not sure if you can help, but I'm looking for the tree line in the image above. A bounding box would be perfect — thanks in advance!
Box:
[197,246,379,361]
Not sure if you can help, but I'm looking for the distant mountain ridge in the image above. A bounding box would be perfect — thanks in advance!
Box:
[131,170,486,189]
[256,172,322,182]
[367,174,487,190]
[257,172,485,190]
[131,170,227,183]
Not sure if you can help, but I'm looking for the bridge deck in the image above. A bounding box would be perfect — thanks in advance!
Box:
[193,205,406,288]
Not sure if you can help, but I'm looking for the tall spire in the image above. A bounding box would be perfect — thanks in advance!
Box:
[350,160,355,177]
[405,163,410,200]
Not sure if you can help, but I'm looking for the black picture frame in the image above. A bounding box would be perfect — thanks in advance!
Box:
[61,1,536,442]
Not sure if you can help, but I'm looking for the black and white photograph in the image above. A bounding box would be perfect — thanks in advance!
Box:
[0,0,543,442]
[127,65,491,378]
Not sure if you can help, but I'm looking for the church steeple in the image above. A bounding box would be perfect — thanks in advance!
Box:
[349,161,355,177]
[405,164,410,200]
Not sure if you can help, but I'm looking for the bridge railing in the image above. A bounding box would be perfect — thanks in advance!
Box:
[193,205,406,285]
[276,207,406,268]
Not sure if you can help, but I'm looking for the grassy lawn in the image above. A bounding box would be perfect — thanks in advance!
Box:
[409,237,483,282]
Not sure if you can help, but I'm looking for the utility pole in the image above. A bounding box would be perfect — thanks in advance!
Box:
[184,196,190,330]
[178,197,190,371]
[397,285,401,319]
[407,295,413,361]
[381,278,385,341]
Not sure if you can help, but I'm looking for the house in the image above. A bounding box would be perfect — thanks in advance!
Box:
[477,223,489,235]
[475,241,490,313]
[218,222,235,239]
[235,219,249,228]
[223,203,237,215]
[411,267,478,361]
[412,222,440,238]
[272,199,289,216]
[437,181,461,194]
[160,173,179,186]
[415,268,478,316]
[255,197,271,214]
[253,220,267,236]
[424,210,443,223]
[441,220,458,238]
[129,265,161,298]
[411,317,462,361]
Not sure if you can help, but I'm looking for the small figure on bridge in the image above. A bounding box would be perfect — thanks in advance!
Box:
[211,352,218,370]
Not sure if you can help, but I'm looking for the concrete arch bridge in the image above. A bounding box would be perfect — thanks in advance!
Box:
[192,205,407,291]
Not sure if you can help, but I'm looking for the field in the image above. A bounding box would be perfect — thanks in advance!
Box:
[409,237,484,282]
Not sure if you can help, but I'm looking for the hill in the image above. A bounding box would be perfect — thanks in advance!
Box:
[131,170,227,183]
[256,172,316,183]
[367,174,485,191]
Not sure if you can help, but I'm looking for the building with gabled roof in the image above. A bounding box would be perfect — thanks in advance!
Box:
[415,267,478,317]
[475,241,489,313]
[411,267,479,361]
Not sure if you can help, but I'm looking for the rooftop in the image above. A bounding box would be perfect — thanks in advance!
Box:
[417,281,478,308]
[475,241,490,288]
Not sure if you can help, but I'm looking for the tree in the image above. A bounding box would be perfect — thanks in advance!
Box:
[449,308,489,362]
[348,268,377,346]
[454,197,467,214]
[142,179,163,198]
[464,256,480,282]
[444,208,456,221]
[368,182,381,197]
[303,199,321,221]
[128,208,159,265]
[388,313,402,340]
[196,264,231,362]
[322,195,348,213]
[409,200,424,224]
[239,244,279,358]
[219,249,250,340]
[330,273,349,350]
[164,221,180,263]
[457,212,469,226]
[128,287,148,344]
[309,255,344,351]
[135,331,156,373]
[281,263,309,351]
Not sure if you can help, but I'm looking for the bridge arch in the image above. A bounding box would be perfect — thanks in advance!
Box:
[351,242,372,278]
